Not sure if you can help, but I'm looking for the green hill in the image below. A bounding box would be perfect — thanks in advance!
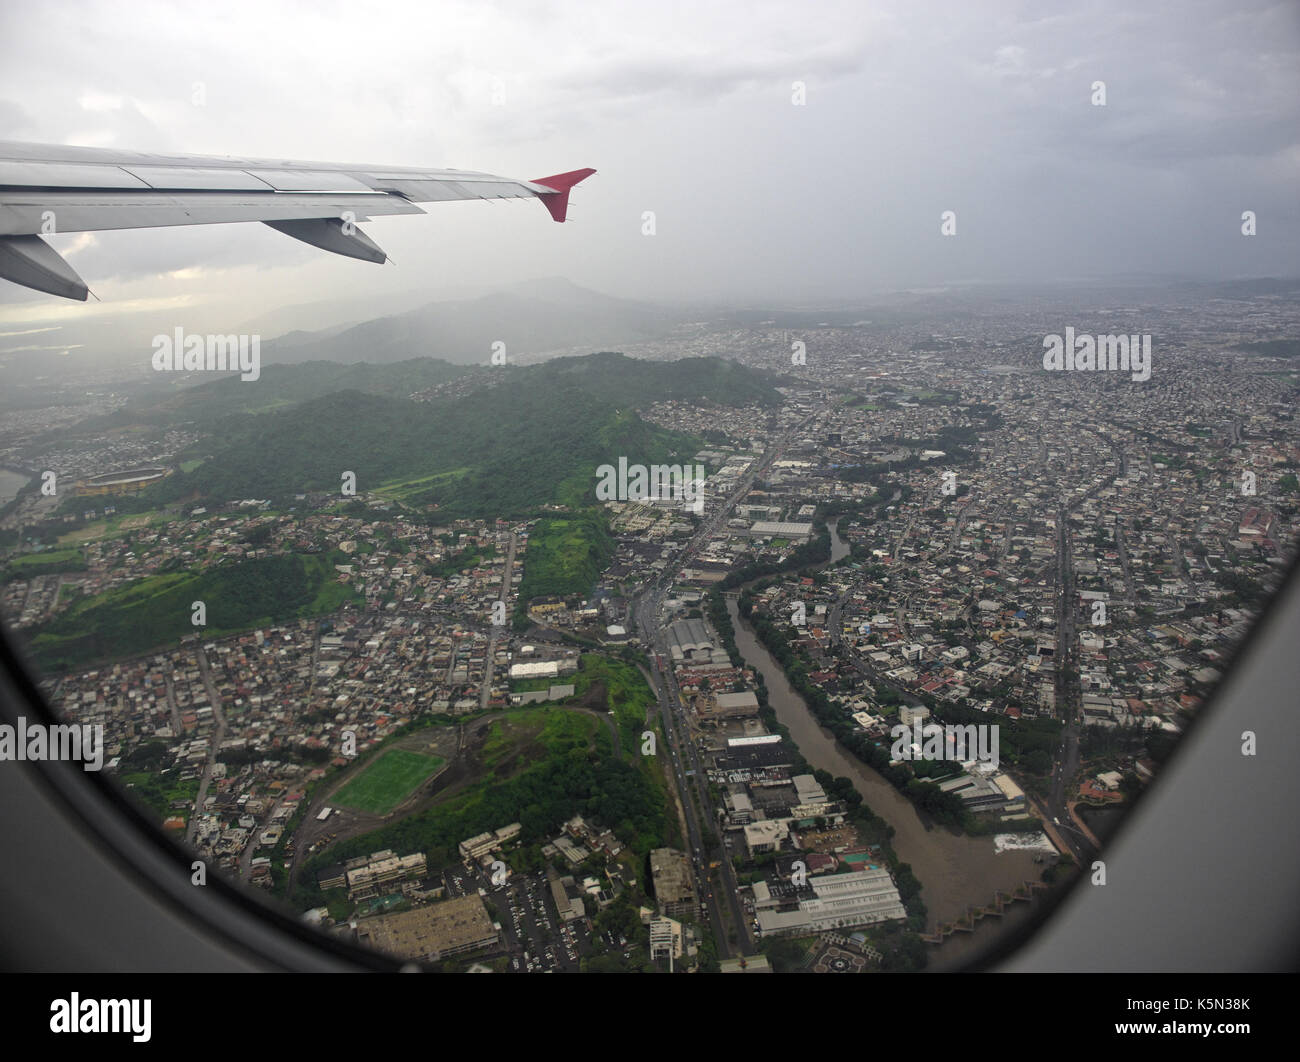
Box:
[526,351,783,408]
[24,551,360,673]
[517,511,615,607]
[144,353,776,518]
[31,358,473,444]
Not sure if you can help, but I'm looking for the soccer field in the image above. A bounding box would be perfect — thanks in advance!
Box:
[332,748,446,815]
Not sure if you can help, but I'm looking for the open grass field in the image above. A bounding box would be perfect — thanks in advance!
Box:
[574,653,655,754]
[374,467,470,502]
[6,546,84,571]
[517,510,613,602]
[58,509,173,544]
[333,748,446,815]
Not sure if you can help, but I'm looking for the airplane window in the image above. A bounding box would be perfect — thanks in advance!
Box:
[1,0,1297,994]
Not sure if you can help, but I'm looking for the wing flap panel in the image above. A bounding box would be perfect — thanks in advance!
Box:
[0,160,150,190]
[0,235,88,300]
[263,218,388,264]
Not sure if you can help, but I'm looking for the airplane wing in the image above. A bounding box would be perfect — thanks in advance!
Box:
[0,141,595,300]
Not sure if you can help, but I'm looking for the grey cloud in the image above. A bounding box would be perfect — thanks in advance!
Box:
[0,0,1296,312]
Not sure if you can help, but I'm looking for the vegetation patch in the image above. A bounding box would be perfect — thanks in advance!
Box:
[518,510,613,603]
[290,704,667,911]
[2,546,86,582]
[574,653,655,755]
[25,551,361,672]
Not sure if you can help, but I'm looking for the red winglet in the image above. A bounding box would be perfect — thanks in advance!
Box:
[530,167,596,222]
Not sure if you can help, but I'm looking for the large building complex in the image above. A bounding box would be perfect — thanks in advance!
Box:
[74,467,170,496]
[650,847,696,919]
[356,894,498,962]
[752,867,906,937]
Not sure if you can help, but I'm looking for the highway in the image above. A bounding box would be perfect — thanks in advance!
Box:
[630,404,823,959]
[479,531,518,710]
[1046,431,1124,862]
[1047,503,1085,861]
[186,643,228,847]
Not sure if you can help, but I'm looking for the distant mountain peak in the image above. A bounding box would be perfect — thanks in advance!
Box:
[261,279,683,368]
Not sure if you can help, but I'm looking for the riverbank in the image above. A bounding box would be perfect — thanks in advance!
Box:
[0,468,31,508]
[723,592,1056,966]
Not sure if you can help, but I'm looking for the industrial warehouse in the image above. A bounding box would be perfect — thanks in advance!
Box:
[355,894,498,963]
[752,866,907,937]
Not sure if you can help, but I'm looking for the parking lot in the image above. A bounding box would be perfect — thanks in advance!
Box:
[457,863,597,972]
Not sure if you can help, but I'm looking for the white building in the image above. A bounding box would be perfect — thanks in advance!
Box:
[744,819,789,856]
[753,867,906,937]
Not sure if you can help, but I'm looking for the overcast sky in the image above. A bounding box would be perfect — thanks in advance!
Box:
[1,0,1297,340]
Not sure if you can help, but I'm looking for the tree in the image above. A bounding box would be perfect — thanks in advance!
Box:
[582,953,628,973]
[877,929,928,971]
[759,936,807,972]
[696,931,721,973]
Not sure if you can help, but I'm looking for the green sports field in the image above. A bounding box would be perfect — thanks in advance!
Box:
[332,748,446,815]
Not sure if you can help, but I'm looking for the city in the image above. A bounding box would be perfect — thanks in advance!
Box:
[2,280,1295,972]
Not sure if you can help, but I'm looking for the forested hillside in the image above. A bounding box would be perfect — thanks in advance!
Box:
[141,353,776,518]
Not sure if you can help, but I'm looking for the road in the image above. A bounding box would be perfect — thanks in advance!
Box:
[238,793,285,880]
[186,643,228,846]
[479,531,518,710]
[945,496,973,555]
[162,664,182,736]
[1044,430,1123,862]
[892,509,919,562]
[629,405,823,959]
[1047,504,1083,862]
[1114,519,1137,606]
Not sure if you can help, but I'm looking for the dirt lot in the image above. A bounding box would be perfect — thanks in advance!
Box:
[796,823,860,854]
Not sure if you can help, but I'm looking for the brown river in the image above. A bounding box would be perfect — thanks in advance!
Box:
[722,520,1056,968]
